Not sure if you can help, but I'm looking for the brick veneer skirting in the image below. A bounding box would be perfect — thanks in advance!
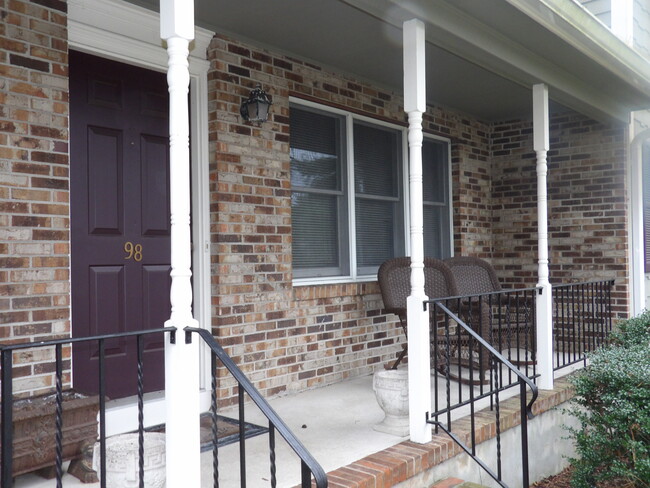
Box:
[318,377,574,488]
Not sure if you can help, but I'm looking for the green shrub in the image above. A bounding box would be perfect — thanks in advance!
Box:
[566,313,650,488]
[610,310,650,348]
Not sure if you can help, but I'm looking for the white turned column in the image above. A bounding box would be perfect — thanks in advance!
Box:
[160,1,201,486]
[533,84,554,390]
[403,18,431,444]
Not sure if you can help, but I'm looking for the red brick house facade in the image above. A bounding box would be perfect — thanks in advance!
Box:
[0,0,634,403]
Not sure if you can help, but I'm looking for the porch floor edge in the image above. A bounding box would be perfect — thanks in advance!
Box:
[312,377,574,488]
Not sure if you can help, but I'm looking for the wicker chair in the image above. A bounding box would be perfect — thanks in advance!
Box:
[377,257,458,370]
[444,256,501,296]
[445,256,535,366]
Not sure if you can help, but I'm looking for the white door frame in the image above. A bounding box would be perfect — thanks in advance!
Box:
[68,0,214,434]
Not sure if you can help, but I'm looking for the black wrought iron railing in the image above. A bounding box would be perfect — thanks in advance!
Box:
[552,279,614,371]
[0,327,175,488]
[2,327,327,488]
[425,289,539,488]
[185,327,328,488]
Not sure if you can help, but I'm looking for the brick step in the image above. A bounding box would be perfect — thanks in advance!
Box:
[429,478,490,488]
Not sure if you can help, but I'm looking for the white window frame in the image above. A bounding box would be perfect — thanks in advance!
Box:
[290,97,453,285]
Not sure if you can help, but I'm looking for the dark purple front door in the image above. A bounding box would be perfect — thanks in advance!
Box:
[70,51,171,398]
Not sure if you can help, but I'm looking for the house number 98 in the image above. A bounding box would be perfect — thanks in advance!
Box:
[124,241,143,262]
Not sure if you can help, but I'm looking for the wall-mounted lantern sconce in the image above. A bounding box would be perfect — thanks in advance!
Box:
[240,84,272,124]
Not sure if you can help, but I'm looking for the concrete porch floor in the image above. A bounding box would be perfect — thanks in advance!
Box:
[14,362,579,488]
[210,362,571,488]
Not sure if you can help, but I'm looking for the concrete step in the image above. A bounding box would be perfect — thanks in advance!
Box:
[429,478,490,488]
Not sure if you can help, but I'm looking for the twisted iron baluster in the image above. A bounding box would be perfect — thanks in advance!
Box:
[55,343,63,488]
[468,320,476,456]
[1,348,14,487]
[269,424,276,488]
[137,335,145,488]
[455,297,462,403]
[239,387,246,488]
[211,352,219,488]
[493,355,502,481]
[444,303,452,430]
[432,301,439,434]
[99,339,107,488]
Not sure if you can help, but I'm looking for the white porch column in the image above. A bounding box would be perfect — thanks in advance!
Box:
[403,19,431,443]
[161,1,201,486]
[533,84,554,390]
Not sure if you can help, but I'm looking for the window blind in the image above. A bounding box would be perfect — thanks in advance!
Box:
[353,122,402,273]
[290,106,347,277]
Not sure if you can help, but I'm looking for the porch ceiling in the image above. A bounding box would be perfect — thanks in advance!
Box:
[128,0,650,122]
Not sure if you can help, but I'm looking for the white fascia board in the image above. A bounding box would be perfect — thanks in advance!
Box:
[343,0,641,122]
[506,0,650,98]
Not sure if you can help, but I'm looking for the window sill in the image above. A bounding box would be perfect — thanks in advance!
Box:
[292,276,381,300]
[292,275,377,287]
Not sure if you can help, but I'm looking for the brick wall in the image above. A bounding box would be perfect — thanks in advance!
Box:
[491,113,629,316]
[0,0,70,396]
[208,34,497,402]
[422,111,492,257]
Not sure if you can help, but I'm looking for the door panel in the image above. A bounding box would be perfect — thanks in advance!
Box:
[89,266,126,340]
[140,135,170,236]
[87,126,123,235]
[142,265,171,354]
[70,50,170,399]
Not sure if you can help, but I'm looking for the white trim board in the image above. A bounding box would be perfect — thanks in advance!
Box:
[627,118,650,315]
[68,0,214,431]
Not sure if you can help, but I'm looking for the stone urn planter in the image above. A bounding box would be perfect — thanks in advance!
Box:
[3,391,99,480]
[372,369,409,437]
[93,432,166,488]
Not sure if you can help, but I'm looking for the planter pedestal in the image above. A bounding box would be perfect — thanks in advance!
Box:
[93,432,166,488]
[373,370,410,437]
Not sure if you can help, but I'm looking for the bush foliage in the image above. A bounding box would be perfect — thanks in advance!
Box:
[566,311,650,488]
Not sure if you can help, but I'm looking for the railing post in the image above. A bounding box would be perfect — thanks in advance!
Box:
[533,83,554,390]
[404,18,431,444]
[161,1,201,486]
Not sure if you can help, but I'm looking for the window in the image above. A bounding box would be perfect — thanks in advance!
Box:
[290,100,451,281]
[422,137,452,259]
[291,107,349,277]
[354,121,404,275]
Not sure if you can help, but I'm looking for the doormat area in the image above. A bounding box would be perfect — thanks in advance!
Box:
[145,413,268,451]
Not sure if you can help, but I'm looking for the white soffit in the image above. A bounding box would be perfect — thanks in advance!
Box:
[346,0,650,122]
[68,0,213,69]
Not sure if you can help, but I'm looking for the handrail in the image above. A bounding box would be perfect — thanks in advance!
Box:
[0,327,178,351]
[551,278,615,290]
[432,301,538,416]
[426,299,539,488]
[185,327,328,488]
[433,285,541,302]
